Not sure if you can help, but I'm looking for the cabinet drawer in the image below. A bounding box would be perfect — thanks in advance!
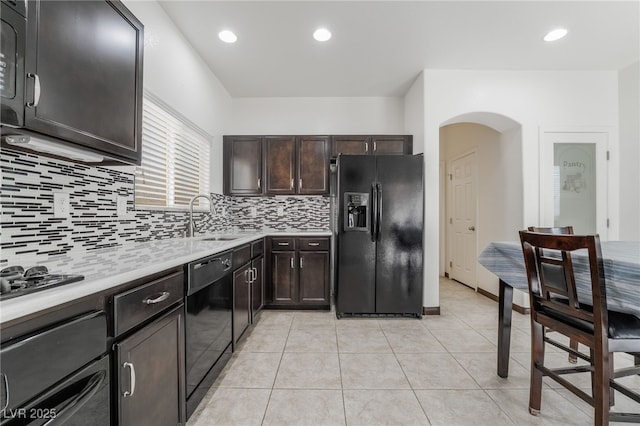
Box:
[271,237,295,250]
[251,239,264,258]
[233,244,251,269]
[298,237,329,251]
[113,271,183,337]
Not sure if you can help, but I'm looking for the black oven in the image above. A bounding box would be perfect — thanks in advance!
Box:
[0,0,26,127]
[0,311,110,425]
[185,251,233,419]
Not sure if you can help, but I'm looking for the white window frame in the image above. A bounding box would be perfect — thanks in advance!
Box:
[135,91,211,210]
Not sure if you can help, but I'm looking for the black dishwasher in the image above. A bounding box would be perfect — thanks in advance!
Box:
[0,311,110,425]
[185,250,233,419]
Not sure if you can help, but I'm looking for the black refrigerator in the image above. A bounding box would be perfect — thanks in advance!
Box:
[335,154,423,317]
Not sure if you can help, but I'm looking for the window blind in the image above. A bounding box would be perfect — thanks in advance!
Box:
[135,92,211,209]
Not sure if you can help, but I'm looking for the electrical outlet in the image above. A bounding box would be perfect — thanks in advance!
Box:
[53,192,70,217]
[277,206,284,217]
[250,207,257,218]
[116,196,128,217]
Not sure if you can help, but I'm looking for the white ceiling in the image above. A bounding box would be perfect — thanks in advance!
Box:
[158,1,640,98]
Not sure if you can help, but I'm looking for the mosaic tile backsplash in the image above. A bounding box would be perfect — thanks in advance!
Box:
[1,148,329,264]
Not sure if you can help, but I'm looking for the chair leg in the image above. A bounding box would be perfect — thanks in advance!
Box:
[593,350,611,426]
[529,321,544,416]
[568,339,578,363]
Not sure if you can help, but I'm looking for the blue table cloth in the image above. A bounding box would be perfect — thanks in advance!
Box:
[479,241,640,316]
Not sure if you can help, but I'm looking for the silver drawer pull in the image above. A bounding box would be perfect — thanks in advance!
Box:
[123,362,136,397]
[142,291,170,305]
[308,242,320,246]
[278,242,290,246]
[290,258,294,269]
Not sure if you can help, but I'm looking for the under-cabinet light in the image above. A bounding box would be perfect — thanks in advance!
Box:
[4,135,104,163]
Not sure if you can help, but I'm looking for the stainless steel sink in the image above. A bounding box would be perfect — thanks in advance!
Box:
[200,236,239,241]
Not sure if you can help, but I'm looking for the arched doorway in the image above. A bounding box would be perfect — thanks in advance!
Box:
[438,112,522,296]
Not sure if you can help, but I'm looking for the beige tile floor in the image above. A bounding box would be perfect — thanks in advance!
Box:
[188,277,640,425]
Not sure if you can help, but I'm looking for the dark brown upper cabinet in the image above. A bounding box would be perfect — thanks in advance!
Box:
[331,135,412,158]
[370,135,413,155]
[225,135,329,196]
[224,136,263,195]
[23,0,144,165]
[297,136,329,195]
[264,136,296,195]
[265,135,329,195]
[331,135,369,157]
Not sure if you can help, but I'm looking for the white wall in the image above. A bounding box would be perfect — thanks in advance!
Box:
[228,97,404,134]
[122,0,232,193]
[420,70,619,309]
[404,73,425,155]
[618,61,640,240]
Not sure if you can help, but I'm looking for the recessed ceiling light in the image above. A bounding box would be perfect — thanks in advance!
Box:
[313,28,331,42]
[218,30,237,44]
[544,28,568,42]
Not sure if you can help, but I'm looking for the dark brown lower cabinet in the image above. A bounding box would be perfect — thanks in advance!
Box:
[271,250,297,303]
[233,239,265,346]
[299,251,330,304]
[233,264,251,346]
[268,237,330,308]
[116,305,185,426]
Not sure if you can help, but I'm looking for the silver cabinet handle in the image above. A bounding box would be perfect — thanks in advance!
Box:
[308,242,320,247]
[257,178,261,190]
[374,141,377,151]
[26,73,41,107]
[142,291,170,305]
[252,267,257,282]
[245,269,249,283]
[468,226,476,231]
[278,242,290,246]
[1,373,9,412]
[290,257,294,269]
[300,257,303,269]
[364,142,369,152]
[123,362,136,397]
[290,178,294,190]
[299,178,302,189]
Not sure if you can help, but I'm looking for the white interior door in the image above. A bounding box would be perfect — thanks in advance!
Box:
[541,131,608,238]
[450,151,477,288]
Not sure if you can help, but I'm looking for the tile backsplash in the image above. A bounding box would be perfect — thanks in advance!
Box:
[1,148,329,264]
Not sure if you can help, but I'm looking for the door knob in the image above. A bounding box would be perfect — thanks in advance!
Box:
[468,226,476,231]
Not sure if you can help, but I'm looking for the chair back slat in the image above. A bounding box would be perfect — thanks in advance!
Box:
[519,231,608,340]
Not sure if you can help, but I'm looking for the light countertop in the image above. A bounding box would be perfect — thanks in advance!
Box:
[0,230,331,324]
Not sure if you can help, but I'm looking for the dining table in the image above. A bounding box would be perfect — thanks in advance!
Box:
[478,240,640,378]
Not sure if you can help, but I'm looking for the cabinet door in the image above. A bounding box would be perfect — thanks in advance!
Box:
[299,251,330,305]
[233,265,251,345]
[298,136,329,194]
[116,306,185,426]
[271,251,297,304]
[251,256,264,321]
[224,136,263,195]
[370,135,412,155]
[265,136,296,195]
[331,135,369,157]
[25,1,143,164]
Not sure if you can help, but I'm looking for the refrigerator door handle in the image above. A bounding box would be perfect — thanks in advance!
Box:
[371,182,378,242]
[376,183,383,241]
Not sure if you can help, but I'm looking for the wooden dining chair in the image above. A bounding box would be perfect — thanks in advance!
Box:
[519,230,640,425]
[527,226,579,362]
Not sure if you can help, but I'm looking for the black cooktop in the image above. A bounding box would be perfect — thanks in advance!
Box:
[0,266,85,301]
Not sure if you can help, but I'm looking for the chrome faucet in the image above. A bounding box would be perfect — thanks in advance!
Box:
[187,194,215,237]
